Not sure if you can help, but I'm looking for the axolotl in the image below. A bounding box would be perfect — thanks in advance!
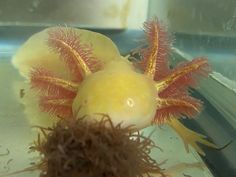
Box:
[12,19,216,156]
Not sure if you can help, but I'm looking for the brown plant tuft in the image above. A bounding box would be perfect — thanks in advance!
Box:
[29,116,165,177]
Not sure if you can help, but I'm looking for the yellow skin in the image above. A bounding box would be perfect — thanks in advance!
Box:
[12,21,216,156]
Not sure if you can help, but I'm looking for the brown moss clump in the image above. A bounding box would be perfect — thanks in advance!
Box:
[29,116,165,177]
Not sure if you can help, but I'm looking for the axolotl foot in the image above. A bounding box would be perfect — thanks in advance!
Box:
[168,119,217,156]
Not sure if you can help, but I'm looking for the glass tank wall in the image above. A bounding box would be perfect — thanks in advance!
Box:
[149,1,236,176]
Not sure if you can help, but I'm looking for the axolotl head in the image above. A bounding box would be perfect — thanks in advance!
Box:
[73,59,157,129]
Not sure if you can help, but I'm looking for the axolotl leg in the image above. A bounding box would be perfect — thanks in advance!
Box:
[168,119,217,156]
